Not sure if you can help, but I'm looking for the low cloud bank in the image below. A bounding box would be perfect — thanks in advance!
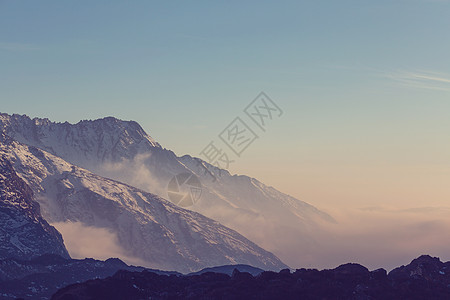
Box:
[308,206,450,271]
[52,221,147,267]
[51,208,450,272]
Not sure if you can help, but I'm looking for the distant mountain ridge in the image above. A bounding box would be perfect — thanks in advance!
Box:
[188,264,264,276]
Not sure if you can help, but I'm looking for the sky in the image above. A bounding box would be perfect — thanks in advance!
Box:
[1,0,450,215]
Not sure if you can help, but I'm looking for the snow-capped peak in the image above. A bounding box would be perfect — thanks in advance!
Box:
[0,113,161,167]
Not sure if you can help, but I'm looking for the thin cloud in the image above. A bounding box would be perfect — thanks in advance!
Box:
[410,73,450,84]
[386,70,450,91]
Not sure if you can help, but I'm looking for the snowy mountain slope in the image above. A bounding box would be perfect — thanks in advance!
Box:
[0,137,287,273]
[0,113,334,266]
[0,139,69,260]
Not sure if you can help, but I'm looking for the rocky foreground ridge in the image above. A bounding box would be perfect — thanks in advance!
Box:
[52,255,450,300]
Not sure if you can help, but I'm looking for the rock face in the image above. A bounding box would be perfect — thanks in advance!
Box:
[51,255,450,300]
[0,113,334,267]
[0,153,69,261]
[0,254,177,300]
[0,135,287,273]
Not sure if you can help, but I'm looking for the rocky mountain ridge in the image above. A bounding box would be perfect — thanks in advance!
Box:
[51,255,450,300]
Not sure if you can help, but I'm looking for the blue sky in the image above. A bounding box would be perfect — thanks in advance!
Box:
[1,0,450,208]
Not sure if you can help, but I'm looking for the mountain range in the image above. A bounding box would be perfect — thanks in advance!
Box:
[0,113,334,268]
[0,117,285,273]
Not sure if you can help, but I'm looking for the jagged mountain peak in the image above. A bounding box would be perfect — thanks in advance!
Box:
[0,113,161,165]
[0,112,159,144]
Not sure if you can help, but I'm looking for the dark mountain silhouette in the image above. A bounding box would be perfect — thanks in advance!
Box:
[188,264,264,276]
[52,255,450,300]
[0,253,179,300]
